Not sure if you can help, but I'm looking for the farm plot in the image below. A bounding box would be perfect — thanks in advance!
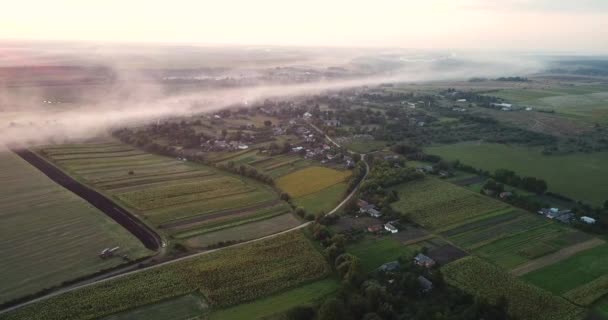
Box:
[276,166,351,198]
[442,257,583,320]
[471,222,594,269]
[293,182,348,215]
[40,141,281,229]
[3,231,330,320]
[523,244,608,306]
[347,237,415,272]
[426,142,608,206]
[103,294,208,320]
[184,213,302,248]
[209,278,339,320]
[0,149,150,304]
[391,178,507,230]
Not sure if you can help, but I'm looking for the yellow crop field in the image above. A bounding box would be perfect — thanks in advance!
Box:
[276,166,351,198]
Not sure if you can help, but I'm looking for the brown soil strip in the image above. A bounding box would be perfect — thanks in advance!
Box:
[511,238,605,276]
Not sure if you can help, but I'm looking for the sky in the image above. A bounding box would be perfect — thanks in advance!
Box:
[1,0,607,52]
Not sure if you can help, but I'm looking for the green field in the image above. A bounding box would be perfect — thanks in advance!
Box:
[345,140,387,153]
[3,231,330,320]
[488,86,608,123]
[103,294,208,320]
[443,257,583,320]
[426,142,608,206]
[209,278,340,320]
[184,213,302,248]
[347,237,414,272]
[391,178,507,230]
[40,140,283,237]
[0,149,150,304]
[293,182,348,215]
[523,244,608,297]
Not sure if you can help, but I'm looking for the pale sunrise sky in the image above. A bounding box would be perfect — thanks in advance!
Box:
[1,0,607,52]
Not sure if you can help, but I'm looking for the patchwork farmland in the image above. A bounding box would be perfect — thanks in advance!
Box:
[390,176,608,319]
[0,148,151,304]
[3,231,331,320]
[38,139,300,246]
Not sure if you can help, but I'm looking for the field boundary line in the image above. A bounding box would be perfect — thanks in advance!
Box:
[511,238,605,276]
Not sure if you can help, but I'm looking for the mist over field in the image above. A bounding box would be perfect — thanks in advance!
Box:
[0,45,548,147]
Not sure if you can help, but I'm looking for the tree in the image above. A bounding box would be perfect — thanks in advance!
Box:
[285,306,315,320]
[604,200,608,210]
[264,120,272,127]
[318,298,348,320]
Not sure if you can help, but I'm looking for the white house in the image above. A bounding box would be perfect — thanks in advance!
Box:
[581,216,596,224]
[384,223,398,233]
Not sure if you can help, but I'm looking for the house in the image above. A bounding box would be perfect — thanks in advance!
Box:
[384,222,398,233]
[360,204,382,218]
[357,199,370,208]
[414,253,436,268]
[438,171,450,178]
[324,119,341,127]
[499,191,513,199]
[457,99,467,102]
[417,276,433,292]
[303,112,313,120]
[237,145,249,150]
[525,107,533,111]
[368,208,382,218]
[556,212,574,223]
[581,216,596,224]
[377,261,400,272]
[492,102,513,109]
[367,224,384,233]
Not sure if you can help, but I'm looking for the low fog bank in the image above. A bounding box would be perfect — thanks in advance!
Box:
[0,46,550,148]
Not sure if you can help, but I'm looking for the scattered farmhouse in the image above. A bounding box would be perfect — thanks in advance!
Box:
[377,261,400,272]
[367,224,384,233]
[384,222,398,233]
[414,253,436,268]
[581,216,596,224]
[538,207,573,223]
[358,200,382,218]
[499,191,513,199]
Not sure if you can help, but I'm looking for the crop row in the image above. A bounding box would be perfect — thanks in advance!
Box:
[563,273,608,306]
[400,194,506,230]
[442,257,583,320]
[3,231,330,320]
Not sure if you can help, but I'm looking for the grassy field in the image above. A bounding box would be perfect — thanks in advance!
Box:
[209,278,340,320]
[345,140,387,153]
[103,294,208,320]
[3,231,330,320]
[39,140,283,237]
[184,213,302,248]
[391,178,507,230]
[523,244,608,299]
[347,237,415,272]
[293,182,348,215]
[0,149,150,304]
[426,142,608,206]
[443,257,583,320]
[276,166,351,198]
[488,86,608,123]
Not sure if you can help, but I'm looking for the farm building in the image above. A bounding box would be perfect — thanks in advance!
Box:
[324,119,341,127]
[417,276,433,292]
[414,253,436,268]
[384,223,398,233]
[499,191,513,199]
[581,216,596,224]
[367,224,384,233]
[378,261,400,272]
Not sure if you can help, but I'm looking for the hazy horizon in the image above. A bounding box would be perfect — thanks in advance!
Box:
[1,0,607,54]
